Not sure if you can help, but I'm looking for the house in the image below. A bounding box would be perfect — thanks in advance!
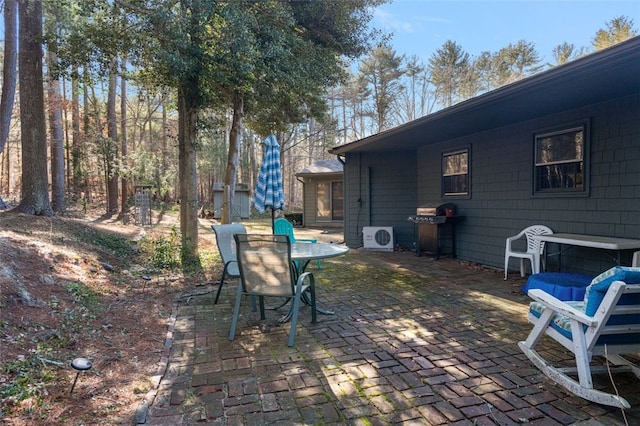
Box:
[330,37,640,276]
[295,159,344,227]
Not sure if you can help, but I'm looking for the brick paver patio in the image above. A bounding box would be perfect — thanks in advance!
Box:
[143,248,639,425]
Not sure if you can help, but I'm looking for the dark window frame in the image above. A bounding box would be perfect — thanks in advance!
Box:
[442,147,471,198]
[533,119,590,197]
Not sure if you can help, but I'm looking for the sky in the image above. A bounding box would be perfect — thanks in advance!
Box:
[370,0,640,64]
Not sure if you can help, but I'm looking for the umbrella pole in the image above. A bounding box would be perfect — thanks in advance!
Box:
[271,208,275,233]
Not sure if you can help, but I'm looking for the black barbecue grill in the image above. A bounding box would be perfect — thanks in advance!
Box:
[408,203,459,258]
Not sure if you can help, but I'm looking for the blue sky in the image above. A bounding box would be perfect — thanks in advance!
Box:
[371,0,640,63]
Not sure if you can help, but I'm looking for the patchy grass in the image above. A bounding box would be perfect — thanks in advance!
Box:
[0,209,202,424]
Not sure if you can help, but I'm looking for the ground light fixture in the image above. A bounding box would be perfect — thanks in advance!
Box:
[69,357,92,395]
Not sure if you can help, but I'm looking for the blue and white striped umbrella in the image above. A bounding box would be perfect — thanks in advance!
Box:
[254,135,285,227]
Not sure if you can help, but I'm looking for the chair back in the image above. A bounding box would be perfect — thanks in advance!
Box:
[234,234,294,297]
[273,217,297,243]
[589,281,640,348]
[524,225,553,255]
[212,223,247,276]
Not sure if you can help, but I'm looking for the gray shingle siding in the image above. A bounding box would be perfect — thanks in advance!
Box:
[343,94,640,275]
[343,151,417,248]
[336,39,640,275]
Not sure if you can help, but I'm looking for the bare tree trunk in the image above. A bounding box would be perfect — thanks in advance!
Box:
[120,57,128,216]
[249,134,256,197]
[161,92,168,196]
[222,90,243,224]
[71,71,82,197]
[46,47,66,213]
[0,0,17,153]
[82,68,91,201]
[177,87,200,265]
[0,0,17,209]
[0,145,9,195]
[62,79,71,190]
[14,0,52,216]
[106,62,119,214]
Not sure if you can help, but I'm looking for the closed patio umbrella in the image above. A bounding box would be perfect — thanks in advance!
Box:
[254,134,285,231]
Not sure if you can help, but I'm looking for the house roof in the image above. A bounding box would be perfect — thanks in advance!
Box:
[330,37,640,155]
[295,159,343,176]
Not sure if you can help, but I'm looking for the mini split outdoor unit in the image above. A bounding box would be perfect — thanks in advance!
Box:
[363,226,394,251]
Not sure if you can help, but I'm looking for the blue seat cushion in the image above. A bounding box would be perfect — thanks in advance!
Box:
[529,300,585,340]
[584,266,640,315]
[522,273,592,301]
[529,266,640,345]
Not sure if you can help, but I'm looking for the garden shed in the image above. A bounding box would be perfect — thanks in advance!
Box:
[212,183,251,220]
[295,159,344,228]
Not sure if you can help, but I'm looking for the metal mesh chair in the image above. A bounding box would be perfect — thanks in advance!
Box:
[211,223,246,304]
[230,234,316,347]
[273,217,321,269]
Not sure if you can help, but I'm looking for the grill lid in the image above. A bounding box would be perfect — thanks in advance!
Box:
[416,207,437,216]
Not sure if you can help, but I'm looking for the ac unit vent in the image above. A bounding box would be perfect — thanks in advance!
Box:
[363,227,394,251]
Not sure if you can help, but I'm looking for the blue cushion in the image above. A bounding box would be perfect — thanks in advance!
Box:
[584,266,640,316]
[529,300,585,340]
[528,267,640,346]
[522,273,592,301]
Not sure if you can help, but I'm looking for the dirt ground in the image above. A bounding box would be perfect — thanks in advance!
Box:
[0,207,223,425]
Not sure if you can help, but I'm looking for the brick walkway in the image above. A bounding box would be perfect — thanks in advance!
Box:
[143,249,639,425]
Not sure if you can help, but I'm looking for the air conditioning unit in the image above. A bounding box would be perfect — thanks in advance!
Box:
[363,226,394,251]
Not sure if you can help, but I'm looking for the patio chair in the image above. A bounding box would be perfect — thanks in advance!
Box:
[211,223,246,305]
[518,266,640,408]
[229,234,317,347]
[633,251,640,267]
[274,217,321,269]
[504,225,553,280]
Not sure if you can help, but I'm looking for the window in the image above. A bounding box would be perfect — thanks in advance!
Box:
[316,181,343,221]
[534,124,586,193]
[442,149,469,196]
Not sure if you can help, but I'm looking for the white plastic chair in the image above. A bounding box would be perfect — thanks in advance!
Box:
[504,225,553,280]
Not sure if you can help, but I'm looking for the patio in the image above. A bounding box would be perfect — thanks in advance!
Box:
[143,242,640,425]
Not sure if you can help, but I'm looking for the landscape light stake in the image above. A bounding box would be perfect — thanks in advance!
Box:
[69,357,92,395]
[142,274,152,292]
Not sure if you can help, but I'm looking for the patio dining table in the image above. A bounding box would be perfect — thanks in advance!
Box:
[532,233,640,270]
[291,241,349,273]
[278,242,349,321]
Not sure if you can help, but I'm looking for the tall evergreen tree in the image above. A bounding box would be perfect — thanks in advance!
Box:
[116,0,383,264]
[395,56,433,123]
[359,45,405,132]
[551,42,585,65]
[592,16,637,50]
[0,0,17,156]
[15,0,53,216]
[428,40,470,108]
[0,0,17,209]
